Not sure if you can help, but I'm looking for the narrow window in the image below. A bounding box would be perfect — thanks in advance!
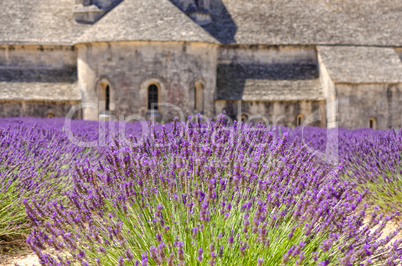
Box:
[194,82,204,112]
[105,85,110,111]
[297,114,303,126]
[97,80,112,114]
[148,84,159,110]
[369,117,376,129]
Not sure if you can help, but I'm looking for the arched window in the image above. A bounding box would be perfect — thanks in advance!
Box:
[105,85,110,111]
[296,114,303,127]
[194,81,204,113]
[97,79,113,114]
[241,114,248,123]
[148,84,159,110]
[47,112,55,118]
[369,117,377,129]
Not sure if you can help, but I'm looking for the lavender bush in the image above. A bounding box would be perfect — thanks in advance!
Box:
[19,117,402,265]
[285,126,402,213]
[0,118,163,242]
[339,129,402,212]
[1,117,402,264]
[0,119,101,242]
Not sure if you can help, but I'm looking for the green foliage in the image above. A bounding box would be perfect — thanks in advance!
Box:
[0,176,28,239]
[354,171,402,214]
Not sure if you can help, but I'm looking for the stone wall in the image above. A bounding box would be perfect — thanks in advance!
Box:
[215,45,325,127]
[0,101,81,119]
[216,46,320,100]
[215,100,326,127]
[395,47,402,62]
[77,41,218,122]
[0,45,76,69]
[218,45,317,65]
[0,44,79,118]
[0,44,77,83]
[318,53,337,128]
[336,83,402,129]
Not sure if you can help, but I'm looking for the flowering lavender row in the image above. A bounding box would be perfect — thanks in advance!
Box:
[284,126,402,211]
[0,119,103,239]
[1,117,402,264]
[285,126,402,179]
[19,116,402,265]
[0,117,168,240]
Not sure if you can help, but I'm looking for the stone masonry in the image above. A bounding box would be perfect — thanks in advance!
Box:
[0,0,402,129]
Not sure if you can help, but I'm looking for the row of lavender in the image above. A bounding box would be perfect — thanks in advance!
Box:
[285,126,402,211]
[0,118,101,239]
[1,117,402,265]
[0,118,163,240]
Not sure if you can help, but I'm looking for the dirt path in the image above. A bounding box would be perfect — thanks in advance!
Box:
[0,248,39,266]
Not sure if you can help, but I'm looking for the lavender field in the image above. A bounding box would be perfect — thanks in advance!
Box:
[1,116,402,265]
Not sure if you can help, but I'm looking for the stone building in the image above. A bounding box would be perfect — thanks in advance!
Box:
[1,0,402,129]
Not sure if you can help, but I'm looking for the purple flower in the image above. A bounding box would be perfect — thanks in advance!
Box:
[126,248,134,260]
[197,247,203,262]
[141,252,148,266]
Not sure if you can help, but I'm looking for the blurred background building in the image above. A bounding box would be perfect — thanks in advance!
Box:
[0,0,401,129]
